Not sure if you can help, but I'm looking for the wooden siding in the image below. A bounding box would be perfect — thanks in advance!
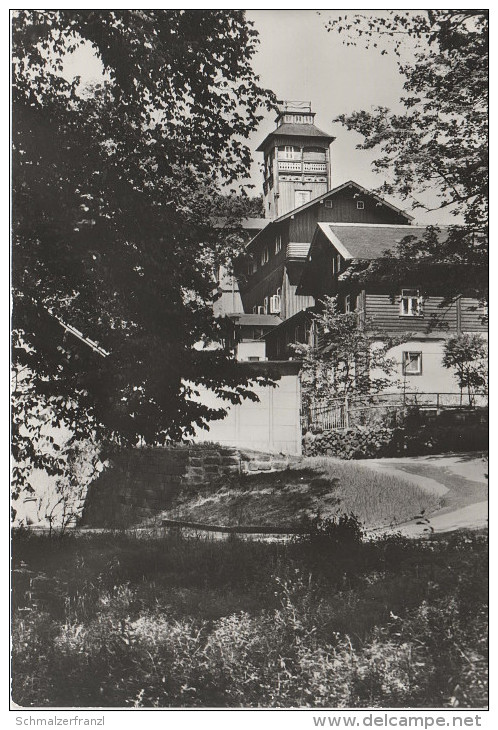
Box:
[365,293,459,335]
[460,297,487,332]
[282,267,314,320]
[278,181,328,218]
[240,266,284,315]
[289,189,411,242]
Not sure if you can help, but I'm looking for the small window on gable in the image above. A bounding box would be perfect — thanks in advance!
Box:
[356,200,365,210]
[325,200,333,209]
[400,289,424,317]
[402,351,422,375]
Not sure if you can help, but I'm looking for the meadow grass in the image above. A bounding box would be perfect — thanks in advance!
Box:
[169,457,440,530]
[12,526,487,708]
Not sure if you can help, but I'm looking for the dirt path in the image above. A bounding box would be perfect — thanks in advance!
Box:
[356,452,488,536]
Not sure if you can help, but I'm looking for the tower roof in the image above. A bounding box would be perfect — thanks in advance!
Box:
[256,123,335,152]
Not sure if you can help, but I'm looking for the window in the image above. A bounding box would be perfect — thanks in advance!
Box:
[248,356,260,362]
[295,190,311,208]
[325,200,333,209]
[356,200,365,210]
[260,245,269,266]
[344,294,351,313]
[336,254,341,273]
[400,289,424,317]
[275,234,282,253]
[284,145,299,159]
[402,351,422,375]
[263,296,269,314]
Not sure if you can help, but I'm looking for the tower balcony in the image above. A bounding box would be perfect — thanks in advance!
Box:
[278,160,302,172]
[303,162,327,173]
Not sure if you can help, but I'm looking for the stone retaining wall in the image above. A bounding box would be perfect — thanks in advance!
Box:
[81,445,297,528]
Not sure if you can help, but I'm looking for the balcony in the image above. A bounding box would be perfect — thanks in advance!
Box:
[303,162,326,173]
[278,160,302,172]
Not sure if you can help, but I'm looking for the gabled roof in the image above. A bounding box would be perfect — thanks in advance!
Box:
[256,123,335,151]
[242,180,414,254]
[316,222,432,261]
[274,180,414,224]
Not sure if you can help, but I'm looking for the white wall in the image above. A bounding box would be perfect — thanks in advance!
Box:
[384,339,462,394]
[190,374,302,455]
[236,340,267,362]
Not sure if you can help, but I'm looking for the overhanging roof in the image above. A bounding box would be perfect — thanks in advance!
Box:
[316,222,442,260]
[256,123,335,152]
[227,313,282,327]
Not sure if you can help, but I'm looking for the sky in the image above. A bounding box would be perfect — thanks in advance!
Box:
[60,9,454,226]
[245,9,454,225]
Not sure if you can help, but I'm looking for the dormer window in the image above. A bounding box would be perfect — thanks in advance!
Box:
[400,289,424,317]
[356,200,365,210]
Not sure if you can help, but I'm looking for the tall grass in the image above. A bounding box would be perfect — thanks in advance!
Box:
[170,459,440,530]
[12,527,487,708]
[303,457,441,527]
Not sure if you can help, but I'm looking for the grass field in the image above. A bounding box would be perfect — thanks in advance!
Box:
[165,457,441,530]
[12,525,487,708]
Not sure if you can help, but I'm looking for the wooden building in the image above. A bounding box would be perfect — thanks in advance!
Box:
[224,101,486,392]
[289,222,487,393]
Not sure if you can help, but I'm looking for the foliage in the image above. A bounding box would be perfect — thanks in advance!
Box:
[12,10,276,497]
[326,10,488,300]
[327,10,488,227]
[295,296,402,414]
[442,334,488,404]
[12,529,488,707]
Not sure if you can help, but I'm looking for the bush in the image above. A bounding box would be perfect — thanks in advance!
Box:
[11,529,488,708]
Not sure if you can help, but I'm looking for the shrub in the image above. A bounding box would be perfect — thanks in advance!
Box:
[11,529,488,708]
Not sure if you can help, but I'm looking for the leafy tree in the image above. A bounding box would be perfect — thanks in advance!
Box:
[327,10,488,228]
[12,10,275,500]
[442,334,487,406]
[295,297,402,420]
[326,10,488,298]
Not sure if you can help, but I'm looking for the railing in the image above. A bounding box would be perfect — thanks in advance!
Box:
[278,160,302,172]
[301,392,488,433]
[303,162,326,173]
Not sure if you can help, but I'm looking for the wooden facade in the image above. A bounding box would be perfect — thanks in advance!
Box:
[235,181,413,324]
